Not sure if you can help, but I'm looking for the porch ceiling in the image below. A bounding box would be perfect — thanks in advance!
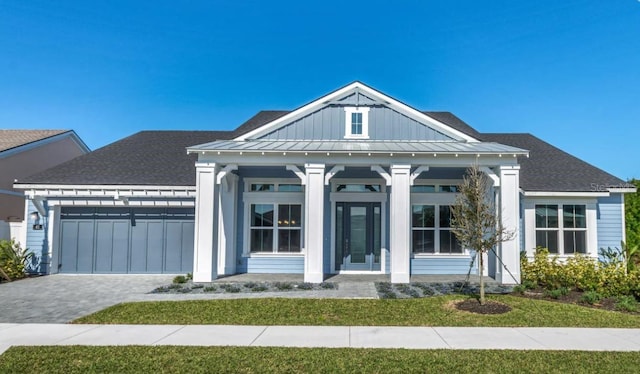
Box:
[188,140,528,156]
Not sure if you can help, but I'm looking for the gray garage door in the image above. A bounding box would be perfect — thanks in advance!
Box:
[59,207,194,274]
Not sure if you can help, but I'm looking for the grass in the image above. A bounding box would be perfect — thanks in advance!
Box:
[74,295,640,327]
[1,346,639,373]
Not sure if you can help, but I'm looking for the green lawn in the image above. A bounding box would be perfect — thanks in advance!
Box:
[1,346,639,373]
[74,295,640,327]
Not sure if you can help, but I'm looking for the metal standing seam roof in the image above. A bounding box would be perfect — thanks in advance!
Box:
[187,140,528,155]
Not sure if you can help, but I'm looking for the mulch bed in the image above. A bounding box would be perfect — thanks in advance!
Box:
[516,289,624,313]
[454,299,512,314]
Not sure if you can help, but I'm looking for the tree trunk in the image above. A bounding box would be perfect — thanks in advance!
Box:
[479,253,485,305]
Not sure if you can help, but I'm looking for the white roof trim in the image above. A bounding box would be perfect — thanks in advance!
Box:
[14,184,195,190]
[233,82,479,143]
[607,187,637,193]
[521,191,610,197]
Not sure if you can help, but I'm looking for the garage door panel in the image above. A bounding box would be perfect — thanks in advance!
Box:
[111,221,130,273]
[181,222,194,272]
[60,221,80,273]
[164,222,183,273]
[94,221,114,273]
[76,221,95,273]
[130,222,149,272]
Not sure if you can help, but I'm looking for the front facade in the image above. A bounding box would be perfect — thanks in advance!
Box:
[15,82,634,283]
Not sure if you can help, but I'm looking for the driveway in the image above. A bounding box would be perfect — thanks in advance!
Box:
[0,275,173,323]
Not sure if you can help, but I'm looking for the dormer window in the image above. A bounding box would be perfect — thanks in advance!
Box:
[344,107,370,139]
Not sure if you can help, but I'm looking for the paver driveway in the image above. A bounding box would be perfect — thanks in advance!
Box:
[0,275,173,323]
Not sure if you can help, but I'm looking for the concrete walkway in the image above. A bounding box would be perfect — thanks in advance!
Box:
[1,324,639,355]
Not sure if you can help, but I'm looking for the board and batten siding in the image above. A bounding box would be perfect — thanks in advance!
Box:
[597,194,625,250]
[24,199,49,274]
[256,105,455,141]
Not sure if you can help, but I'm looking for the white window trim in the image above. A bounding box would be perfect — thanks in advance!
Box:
[242,188,304,257]
[344,107,370,139]
[524,198,598,259]
[411,179,463,193]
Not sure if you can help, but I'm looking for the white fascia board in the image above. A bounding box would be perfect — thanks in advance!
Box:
[233,82,480,142]
[521,191,610,197]
[607,187,637,194]
[14,184,195,190]
[15,185,196,199]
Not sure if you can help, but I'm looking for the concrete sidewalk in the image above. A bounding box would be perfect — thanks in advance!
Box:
[1,324,639,354]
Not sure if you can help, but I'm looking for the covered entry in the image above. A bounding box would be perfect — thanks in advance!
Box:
[58,207,194,274]
[335,202,382,271]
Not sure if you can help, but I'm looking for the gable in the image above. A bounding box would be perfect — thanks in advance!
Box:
[235,82,480,142]
[256,105,456,141]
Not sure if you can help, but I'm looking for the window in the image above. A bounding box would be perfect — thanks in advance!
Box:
[344,107,370,139]
[535,204,586,254]
[410,184,459,193]
[249,182,303,192]
[412,204,462,254]
[410,185,436,193]
[335,184,381,192]
[250,203,302,253]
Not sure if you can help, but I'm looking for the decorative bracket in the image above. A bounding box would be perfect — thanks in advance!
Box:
[370,165,392,186]
[324,165,345,185]
[286,165,306,185]
[480,166,500,187]
[216,164,238,185]
[410,166,429,186]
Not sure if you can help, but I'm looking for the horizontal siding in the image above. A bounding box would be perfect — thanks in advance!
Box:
[239,256,304,274]
[598,194,624,250]
[411,257,477,275]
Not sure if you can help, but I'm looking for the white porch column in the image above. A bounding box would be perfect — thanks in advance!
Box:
[390,164,411,283]
[497,165,521,284]
[217,173,238,276]
[304,163,325,283]
[193,162,219,282]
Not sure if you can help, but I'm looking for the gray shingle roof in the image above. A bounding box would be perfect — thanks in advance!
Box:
[18,131,232,186]
[16,113,624,193]
[480,133,624,192]
[0,130,70,152]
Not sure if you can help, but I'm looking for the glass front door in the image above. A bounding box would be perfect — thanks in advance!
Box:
[335,202,381,271]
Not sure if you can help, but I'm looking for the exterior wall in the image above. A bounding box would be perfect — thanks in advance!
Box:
[24,200,50,274]
[0,136,86,223]
[411,257,477,275]
[597,194,625,251]
[257,106,455,141]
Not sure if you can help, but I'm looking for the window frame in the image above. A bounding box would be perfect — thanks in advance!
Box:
[243,179,305,257]
[534,203,588,255]
[410,187,466,257]
[525,198,597,259]
[344,107,370,139]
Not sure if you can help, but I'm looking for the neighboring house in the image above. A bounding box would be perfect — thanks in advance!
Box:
[13,82,635,283]
[0,130,89,251]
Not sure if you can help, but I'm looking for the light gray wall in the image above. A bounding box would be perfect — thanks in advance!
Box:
[257,105,455,141]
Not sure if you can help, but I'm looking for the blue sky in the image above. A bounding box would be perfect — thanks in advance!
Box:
[1,0,639,179]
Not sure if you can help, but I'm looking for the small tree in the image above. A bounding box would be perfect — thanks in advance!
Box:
[451,165,514,305]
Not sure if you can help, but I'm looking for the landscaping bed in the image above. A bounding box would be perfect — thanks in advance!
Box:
[375,281,512,299]
[151,280,338,294]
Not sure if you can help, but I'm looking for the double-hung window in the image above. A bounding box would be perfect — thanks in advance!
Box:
[412,204,462,254]
[535,204,586,254]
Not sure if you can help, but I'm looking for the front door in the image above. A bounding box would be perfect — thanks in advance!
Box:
[335,202,381,271]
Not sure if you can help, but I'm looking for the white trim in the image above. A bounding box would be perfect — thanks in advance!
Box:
[324,165,345,185]
[522,191,609,197]
[343,107,370,139]
[370,165,391,185]
[233,82,480,142]
[523,197,599,258]
[410,166,429,186]
[480,166,500,187]
[621,194,627,244]
[216,164,238,185]
[608,188,637,193]
[285,165,306,185]
[336,270,386,275]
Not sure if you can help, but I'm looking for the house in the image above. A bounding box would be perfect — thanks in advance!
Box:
[13,82,634,283]
[0,130,89,255]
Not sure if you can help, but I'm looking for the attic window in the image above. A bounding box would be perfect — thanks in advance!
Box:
[344,107,370,139]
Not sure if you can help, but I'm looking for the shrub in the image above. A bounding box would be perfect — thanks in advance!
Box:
[0,239,33,281]
[580,291,602,305]
[173,275,187,284]
[615,296,639,312]
[544,287,569,299]
[320,282,336,289]
[203,286,217,292]
[274,282,293,291]
[252,285,269,292]
[244,282,258,289]
[221,284,241,293]
[297,282,314,290]
[192,284,204,289]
